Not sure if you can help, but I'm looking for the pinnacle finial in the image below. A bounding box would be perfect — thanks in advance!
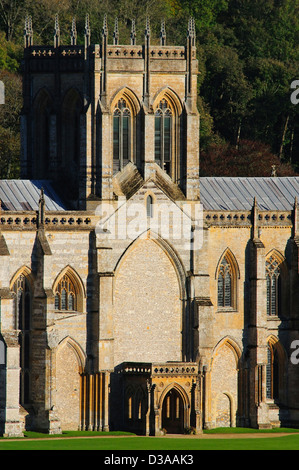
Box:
[84,13,91,47]
[71,17,77,45]
[102,13,108,36]
[54,13,60,47]
[271,164,277,177]
[130,19,136,45]
[38,187,45,227]
[145,16,150,37]
[113,17,119,45]
[24,14,33,47]
[188,16,196,46]
[160,19,166,46]
[251,196,259,240]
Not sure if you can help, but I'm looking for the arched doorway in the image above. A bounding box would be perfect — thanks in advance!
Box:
[162,388,184,434]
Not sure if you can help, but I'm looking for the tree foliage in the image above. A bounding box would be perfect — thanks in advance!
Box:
[0,70,22,178]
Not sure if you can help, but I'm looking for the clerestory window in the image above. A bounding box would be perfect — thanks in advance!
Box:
[217,256,233,308]
[266,256,281,316]
[113,98,131,173]
[13,273,32,405]
[55,274,77,312]
[155,98,173,176]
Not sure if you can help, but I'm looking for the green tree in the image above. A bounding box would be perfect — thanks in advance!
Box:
[200,139,297,177]
[0,31,21,71]
[0,70,22,178]
[200,43,253,147]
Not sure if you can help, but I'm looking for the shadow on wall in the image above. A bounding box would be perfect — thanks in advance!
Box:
[0,335,6,435]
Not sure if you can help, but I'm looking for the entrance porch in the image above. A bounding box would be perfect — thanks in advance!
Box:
[109,362,202,435]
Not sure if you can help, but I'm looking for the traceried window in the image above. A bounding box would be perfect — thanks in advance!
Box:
[13,273,32,404]
[113,98,132,173]
[155,98,173,176]
[217,256,233,308]
[55,274,77,312]
[266,256,281,316]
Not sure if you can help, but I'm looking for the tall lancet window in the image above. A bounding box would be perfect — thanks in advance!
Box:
[155,98,173,175]
[113,98,131,172]
[266,256,281,316]
[217,257,232,307]
[13,273,32,405]
[54,274,77,312]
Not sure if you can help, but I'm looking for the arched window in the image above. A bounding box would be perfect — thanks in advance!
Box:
[55,274,77,312]
[217,256,232,308]
[216,250,239,310]
[266,342,280,400]
[155,98,173,175]
[113,98,132,172]
[266,255,281,316]
[12,273,32,405]
[146,195,153,218]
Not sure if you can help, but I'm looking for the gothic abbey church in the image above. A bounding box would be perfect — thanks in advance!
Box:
[1,14,299,437]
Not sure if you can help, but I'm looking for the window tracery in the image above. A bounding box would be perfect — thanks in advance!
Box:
[55,274,77,312]
[266,256,281,316]
[12,273,32,405]
[154,98,173,175]
[113,98,132,172]
[217,256,233,308]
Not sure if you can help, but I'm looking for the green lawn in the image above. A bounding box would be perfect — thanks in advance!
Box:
[0,428,299,450]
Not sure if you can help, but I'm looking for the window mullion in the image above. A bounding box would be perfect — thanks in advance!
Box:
[119,110,123,170]
[161,113,165,169]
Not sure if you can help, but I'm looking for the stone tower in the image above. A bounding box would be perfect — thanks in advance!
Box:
[21,14,200,209]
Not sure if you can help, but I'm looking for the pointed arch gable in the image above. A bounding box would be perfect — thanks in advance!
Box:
[152,87,183,115]
[211,336,242,370]
[267,335,287,363]
[216,249,239,310]
[265,248,288,275]
[114,229,187,300]
[158,382,190,410]
[215,248,240,280]
[265,248,285,262]
[61,87,83,108]
[57,336,86,373]
[265,248,289,280]
[33,87,54,110]
[53,266,86,296]
[110,87,141,115]
[53,266,86,312]
[10,266,34,290]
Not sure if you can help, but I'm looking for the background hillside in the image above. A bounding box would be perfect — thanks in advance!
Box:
[0,0,298,179]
